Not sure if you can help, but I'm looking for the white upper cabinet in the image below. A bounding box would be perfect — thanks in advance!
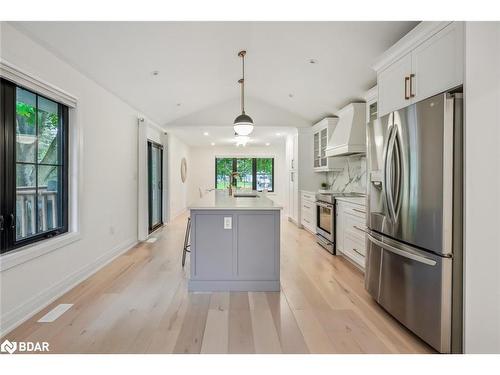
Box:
[312,117,342,172]
[377,53,412,116]
[412,22,464,102]
[374,22,464,117]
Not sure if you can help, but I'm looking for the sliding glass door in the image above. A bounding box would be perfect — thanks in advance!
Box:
[148,141,163,233]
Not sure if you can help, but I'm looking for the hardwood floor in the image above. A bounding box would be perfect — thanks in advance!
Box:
[2,213,435,354]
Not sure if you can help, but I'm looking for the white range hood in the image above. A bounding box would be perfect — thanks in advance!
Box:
[325,102,366,157]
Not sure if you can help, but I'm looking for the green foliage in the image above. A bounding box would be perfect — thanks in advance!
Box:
[215,157,273,191]
[16,98,60,188]
[16,102,36,126]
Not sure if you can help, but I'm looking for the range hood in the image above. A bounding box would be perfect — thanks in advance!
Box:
[325,102,366,157]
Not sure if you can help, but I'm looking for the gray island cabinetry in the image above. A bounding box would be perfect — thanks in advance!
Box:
[188,190,282,292]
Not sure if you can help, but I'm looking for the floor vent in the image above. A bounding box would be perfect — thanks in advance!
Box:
[37,304,73,323]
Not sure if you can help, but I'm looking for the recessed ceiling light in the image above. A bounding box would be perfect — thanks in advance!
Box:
[308,58,318,64]
[276,133,281,136]
[176,103,181,107]
[203,132,209,136]
[288,93,294,98]
[211,142,215,146]
[152,70,160,76]
[265,142,270,146]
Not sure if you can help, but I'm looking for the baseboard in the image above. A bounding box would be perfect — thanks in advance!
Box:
[0,238,138,337]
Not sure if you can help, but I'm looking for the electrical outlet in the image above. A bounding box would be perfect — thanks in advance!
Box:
[224,217,232,229]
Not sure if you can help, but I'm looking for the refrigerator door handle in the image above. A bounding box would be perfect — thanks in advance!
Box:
[367,233,437,266]
[392,127,402,220]
[382,125,393,221]
[384,126,397,222]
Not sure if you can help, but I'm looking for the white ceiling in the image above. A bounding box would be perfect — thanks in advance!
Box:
[168,126,294,147]
[12,21,417,131]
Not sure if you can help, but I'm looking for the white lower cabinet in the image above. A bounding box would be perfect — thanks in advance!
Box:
[336,200,367,271]
[300,191,316,233]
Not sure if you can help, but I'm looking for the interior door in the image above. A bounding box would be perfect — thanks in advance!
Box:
[148,141,163,233]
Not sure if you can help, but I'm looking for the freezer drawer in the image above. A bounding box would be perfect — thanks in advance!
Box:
[366,233,452,353]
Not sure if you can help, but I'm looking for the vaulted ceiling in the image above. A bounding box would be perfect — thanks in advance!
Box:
[12,21,418,129]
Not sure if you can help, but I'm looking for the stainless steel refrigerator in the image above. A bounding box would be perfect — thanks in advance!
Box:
[365,91,463,353]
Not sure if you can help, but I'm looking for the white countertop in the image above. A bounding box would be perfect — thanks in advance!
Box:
[189,190,283,210]
[335,196,366,206]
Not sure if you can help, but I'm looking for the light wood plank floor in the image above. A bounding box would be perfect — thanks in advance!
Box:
[2,213,434,354]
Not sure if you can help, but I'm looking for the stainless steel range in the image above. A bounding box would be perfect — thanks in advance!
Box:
[315,192,365,254]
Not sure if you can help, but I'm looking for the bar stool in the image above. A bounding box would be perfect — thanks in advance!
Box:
[182,217,191,267]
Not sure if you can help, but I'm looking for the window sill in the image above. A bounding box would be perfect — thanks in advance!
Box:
[0,231,81,272]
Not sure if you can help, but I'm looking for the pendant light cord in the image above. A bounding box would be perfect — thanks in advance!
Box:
[239,51,246,114]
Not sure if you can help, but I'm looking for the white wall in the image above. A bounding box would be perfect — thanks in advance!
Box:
[188,144,287,208]
[167,133,191,220]
[464,22,500,353]
[297,129,324,192]
[0,23,161,334]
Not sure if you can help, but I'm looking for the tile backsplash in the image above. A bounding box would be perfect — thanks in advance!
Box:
[324,155,367,194]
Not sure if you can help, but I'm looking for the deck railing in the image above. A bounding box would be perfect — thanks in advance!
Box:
[16,186,58,239]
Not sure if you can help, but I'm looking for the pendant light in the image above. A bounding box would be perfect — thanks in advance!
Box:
[233,50,254,136]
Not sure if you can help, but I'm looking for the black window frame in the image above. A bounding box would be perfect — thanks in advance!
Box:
[0,78,69,254]
[147,140,163,233]
[214,157,275,192]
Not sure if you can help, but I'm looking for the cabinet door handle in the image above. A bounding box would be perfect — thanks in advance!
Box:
[409,73,415,98]
[404,76,410,100]
[352,248,365,257]
[352,208,366,214]
[304,205,310,209]
[304,218,310,224]
[0,215,4,231]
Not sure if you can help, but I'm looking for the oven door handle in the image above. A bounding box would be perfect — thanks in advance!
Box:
[316,201,333,209]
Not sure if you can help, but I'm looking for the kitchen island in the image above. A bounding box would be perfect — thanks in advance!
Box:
[188,190,282,292]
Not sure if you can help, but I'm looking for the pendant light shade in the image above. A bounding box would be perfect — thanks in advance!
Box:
[233,50,254,136]
[233,114,254,136]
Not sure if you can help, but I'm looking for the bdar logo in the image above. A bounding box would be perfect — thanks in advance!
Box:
[1,339,17,354]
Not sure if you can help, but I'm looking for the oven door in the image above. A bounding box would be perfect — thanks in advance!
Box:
[316,201,334,241]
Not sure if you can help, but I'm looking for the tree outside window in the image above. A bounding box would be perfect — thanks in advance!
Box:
[215,157,274,192]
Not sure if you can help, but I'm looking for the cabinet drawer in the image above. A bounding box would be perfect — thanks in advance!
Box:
[301,205,314,219]
[343,203,367,219]
[301,192,316,203]
[301,216,315,232]
[344,212,367,241]
[301,201,315,215]
[343,232,366,269]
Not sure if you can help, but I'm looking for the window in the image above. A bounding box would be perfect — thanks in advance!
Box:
[215,157,274,192]
[1,78,69,254]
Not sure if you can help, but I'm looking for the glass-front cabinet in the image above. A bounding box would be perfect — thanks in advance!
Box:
[312,117,342,172]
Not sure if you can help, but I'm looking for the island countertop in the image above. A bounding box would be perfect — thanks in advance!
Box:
[189,190,282,210]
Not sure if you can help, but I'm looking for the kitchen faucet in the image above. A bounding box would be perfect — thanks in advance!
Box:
[228,172,240,196]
